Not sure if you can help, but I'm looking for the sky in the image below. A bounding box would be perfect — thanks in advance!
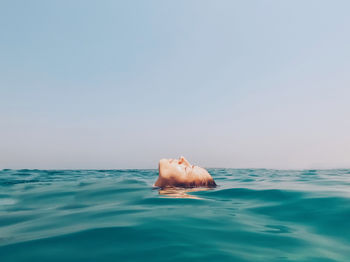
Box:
[1,0,350,169]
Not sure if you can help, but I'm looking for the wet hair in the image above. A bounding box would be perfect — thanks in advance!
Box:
[162,179,216,189]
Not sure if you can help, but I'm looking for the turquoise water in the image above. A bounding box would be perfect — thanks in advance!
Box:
[1,169,350,262]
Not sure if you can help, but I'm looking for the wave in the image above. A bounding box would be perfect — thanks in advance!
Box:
[0,169,350,261]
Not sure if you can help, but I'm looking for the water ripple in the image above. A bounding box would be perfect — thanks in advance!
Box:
[0,169,349,261]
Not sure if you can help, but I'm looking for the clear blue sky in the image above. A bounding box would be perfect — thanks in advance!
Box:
[1,0,349,169]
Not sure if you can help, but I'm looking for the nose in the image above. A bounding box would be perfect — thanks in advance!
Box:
[179,156,191,167]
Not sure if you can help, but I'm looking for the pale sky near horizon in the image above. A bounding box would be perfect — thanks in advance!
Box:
[1,0,350,169]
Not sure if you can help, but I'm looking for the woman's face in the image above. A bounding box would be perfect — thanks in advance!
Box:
[155,156,215,188]
[159,156,194,178]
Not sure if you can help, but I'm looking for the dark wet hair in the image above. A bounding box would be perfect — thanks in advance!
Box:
[164,179,216,189]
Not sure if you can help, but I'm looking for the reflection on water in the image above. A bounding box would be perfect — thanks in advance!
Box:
[157,186,214,199]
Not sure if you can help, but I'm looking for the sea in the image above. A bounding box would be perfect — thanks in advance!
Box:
[0,168,350,262]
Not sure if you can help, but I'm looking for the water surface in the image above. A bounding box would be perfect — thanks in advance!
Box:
[1,169,350,262]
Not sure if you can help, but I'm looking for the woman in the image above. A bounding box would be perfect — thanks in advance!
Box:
[154,156,216,188]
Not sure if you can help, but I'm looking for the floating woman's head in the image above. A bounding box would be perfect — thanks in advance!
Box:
[154,156,216,188]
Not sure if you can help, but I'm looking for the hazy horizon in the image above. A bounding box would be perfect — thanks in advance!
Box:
[1,1,350,170]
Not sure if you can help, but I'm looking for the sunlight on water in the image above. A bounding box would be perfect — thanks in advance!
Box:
[0,169,349,261]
